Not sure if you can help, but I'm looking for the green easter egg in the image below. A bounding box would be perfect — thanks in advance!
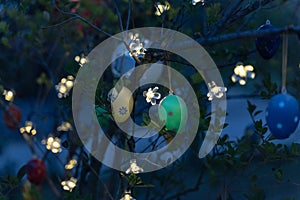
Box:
[158,95,188,133]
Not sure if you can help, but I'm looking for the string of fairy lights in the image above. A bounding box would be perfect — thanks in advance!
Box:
[0,29,269,199]
[1,1,299,199]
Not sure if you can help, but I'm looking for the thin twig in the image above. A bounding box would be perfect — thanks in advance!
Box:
[281,34,288,93]
[126,0,132,30]
[163,163,206,200]
[209,0,243,36]
[52,0,118,39]
[42,16,77,29]
[224,0,275,30]
[113,0,124,32]
[199,26,300,44]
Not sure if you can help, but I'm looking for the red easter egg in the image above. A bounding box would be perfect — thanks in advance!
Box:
[26,159,46,185]
[3,104,22,130]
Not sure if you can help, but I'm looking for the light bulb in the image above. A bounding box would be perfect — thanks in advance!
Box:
[239,79,246,85]
[3,90,14,101]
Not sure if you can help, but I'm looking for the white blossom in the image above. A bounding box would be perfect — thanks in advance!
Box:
[61,177,77,192]
[154,2,170,16]
[207,81,227,101]
[192,0,205,6]
[231,62,255,85]
[120,191,136,200]
[125,159,144,174]
[143,87,161,105]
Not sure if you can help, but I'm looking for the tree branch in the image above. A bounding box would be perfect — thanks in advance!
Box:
[113,0,124,32]
[209,0,243,36]
[126,0,132,30]
[42,16,77,29]
[224,0,275,30]
[52,0,117,39]
[163,163,206,200]
[197,25,300,45]
[167,25,300,52]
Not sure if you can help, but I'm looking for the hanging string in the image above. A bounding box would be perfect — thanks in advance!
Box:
[281,34,288,93]
[166,55,173,94]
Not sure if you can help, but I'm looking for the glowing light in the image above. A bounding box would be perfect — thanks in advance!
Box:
[43,136,62,154]
[3,90,14,102]
[192,0,205,6]
[239,79,246,85]
[231,62,255,85]
[61,177,77,192]
[207,81,227,101]
[128,32,146,57]
[20,121,37,136]
[55,75,74,98]
[154,2,170,16]
[57,122,73,132]
[120,191,136,200]
[74,54,88,67]
[65,159,77,170]
[125,159,144,174]
[143,87,161,105]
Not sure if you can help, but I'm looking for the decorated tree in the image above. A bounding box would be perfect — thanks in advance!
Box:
[0,0,300,199]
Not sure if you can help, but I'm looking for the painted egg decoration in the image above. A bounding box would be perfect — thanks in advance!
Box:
[158,95,188,133]
[266,93,300,139]
[255,20,280,60]
[3,104,22,130]
[27,158,46,185]
[110,87,133,123]
[111,44,136,78]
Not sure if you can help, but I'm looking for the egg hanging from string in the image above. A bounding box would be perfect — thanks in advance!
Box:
[266,93,300,139]
[111,46,136,78]
[255,20,281,59]
[3,104,22,130]
[26,158,46,185]
[158,94,188,134]
[110,87,133,123]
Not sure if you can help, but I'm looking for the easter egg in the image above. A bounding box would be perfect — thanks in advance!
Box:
[110,87,133,123]
[266,93,299,139]
[27,158,46,185]
[158,95,188,133]
[111,44,136,78]
[3,104,22,130]
[255,20,280,59]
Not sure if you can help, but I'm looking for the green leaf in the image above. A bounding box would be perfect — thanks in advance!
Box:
[260,75,278,99]
[253,110,262,117]
[262,127,268,134]
[274,168,283,181]
[247,100,256,115]
[128,173,143,187]
[1,37,9,47]
[254,120,263,131]
[256,145,266,157]
[206,3,221,25]
[290,143,300,155]
[16,164,27,181]
[0,21,9,33]
[190,73,203,84]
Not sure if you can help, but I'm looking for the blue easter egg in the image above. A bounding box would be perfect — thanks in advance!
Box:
[266,93,300,139]
[255,21,280,60]
[111,51,135,78]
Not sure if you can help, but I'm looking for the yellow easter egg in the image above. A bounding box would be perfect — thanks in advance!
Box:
[110,87,133,123]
